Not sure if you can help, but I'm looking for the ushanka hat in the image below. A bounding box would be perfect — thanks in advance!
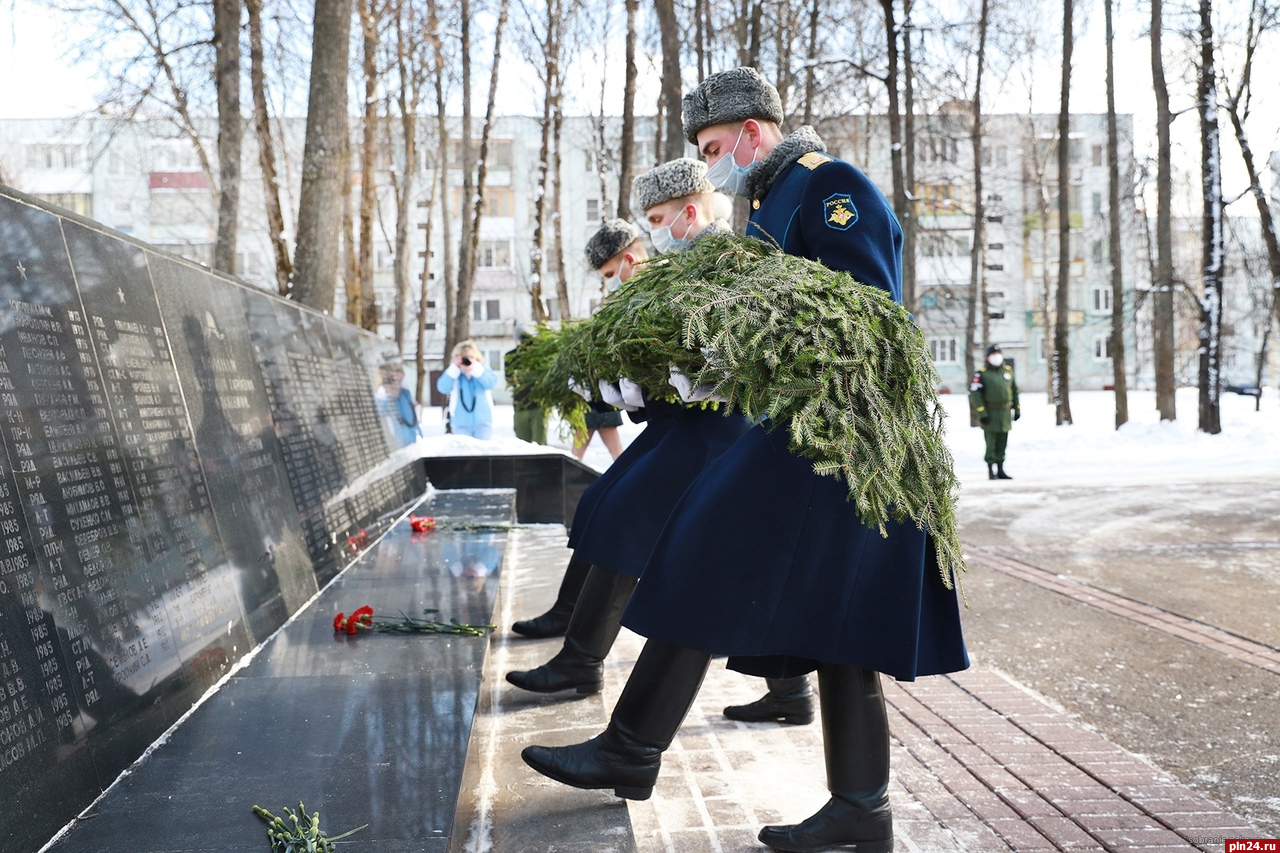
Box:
[682,66,785,144]
[632,159,715,212]
[584,218,641,269]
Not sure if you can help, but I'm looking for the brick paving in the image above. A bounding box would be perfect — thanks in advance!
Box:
[480,526,1269,853]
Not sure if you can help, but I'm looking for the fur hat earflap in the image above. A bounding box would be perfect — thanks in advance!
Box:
[584,218,641,269]
[682,66,784,144]
[633,158,715,212]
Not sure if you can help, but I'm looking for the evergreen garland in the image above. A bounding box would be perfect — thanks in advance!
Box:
[504,323,588,439]
[543,234,965,587]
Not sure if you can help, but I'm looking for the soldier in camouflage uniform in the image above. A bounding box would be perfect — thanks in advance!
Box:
[970,343,1020,480]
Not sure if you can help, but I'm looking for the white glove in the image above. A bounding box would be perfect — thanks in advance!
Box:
[568,377,592,401]
[619,377,645,409]
[598,379,639,412]
[468,361,486,377]
[445,363,462,378]
[668,365,727,403]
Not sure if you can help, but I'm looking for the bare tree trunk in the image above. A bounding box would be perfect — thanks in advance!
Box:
[552,88,571,319]
[965,0,990,428]
[694,0,706,80]
[1104,0,1129,428]
[213,0,241,275]
[246,0,291,296]
[1225,0,1280,348]
[1151,0,1177,420]
[453,0,511,352]
[417,149,440,404]
[357,0,381,333]
[343,163,361,324]
[879,0,908,290]
[392,1,420,351]
[450,0,475,359]
[293,0,353,312]
[428,0,454,360]
[617,0,639,219]
[530,2,557,323]
[803,0,819,126]
[1053,0,1074,425]
[655,0,683,161]
[900,0,917,313]
[1197,0,1223,434]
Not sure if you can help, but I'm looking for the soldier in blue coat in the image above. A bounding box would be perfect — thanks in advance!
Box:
[509,219,660,639]
[521,67,969,853]
[506,159,752,695]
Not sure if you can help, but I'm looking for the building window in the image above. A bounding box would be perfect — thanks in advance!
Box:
[26,144,81,170]
[1092,192,1103,217]
[35,193,92,217]
[478,240,512,268]
[376,246,394,271]
[487,349,505,372]
[1091,240,1105,265]
[544,296,560,321]
[471,299,501,321]
[235,251,264,277]
[1092,145,1104,167]
[919,231,971,257]
[1093,334,1111,361]
[453,187,515,218]
[1092,285,1112,312]
[1036,334,1048,363]
[929,337,959,364]
[586,198,600,222]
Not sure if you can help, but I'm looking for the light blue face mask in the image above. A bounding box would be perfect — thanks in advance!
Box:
[603,273,621,292]
[704,126,757,197]
[649,214,692,254]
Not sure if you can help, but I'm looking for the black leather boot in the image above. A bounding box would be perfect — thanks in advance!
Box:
[723,676,814,725]
[521,639,711,800]
[512,556,592,638]
[758,664,893,853]
[996,462,1012,480]
[506,565,637,694]
[987,462,997,480]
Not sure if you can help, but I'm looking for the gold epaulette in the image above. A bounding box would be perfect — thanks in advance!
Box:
[798,151,834,170]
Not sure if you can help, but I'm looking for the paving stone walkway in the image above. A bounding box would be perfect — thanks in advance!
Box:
[476,526,1267,853]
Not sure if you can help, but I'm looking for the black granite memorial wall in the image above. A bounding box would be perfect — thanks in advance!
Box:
[0,185,426,853]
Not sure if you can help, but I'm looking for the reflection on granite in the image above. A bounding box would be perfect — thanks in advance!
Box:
[47,490,513,853]
[421,454,599,524]
[0,186,445,853]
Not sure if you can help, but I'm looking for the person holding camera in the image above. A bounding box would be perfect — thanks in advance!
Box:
[436,340,497,440]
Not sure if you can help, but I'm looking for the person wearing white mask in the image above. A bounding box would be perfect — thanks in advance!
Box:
[505,158,751,698]
[511,220,655,642]
[970,342,1020,480]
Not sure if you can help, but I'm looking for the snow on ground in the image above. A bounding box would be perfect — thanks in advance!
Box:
[404,386,1279,490]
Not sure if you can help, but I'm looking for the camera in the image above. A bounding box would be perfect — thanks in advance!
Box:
[460,357,472,366]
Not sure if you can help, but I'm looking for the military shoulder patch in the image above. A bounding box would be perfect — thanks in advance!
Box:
[823,193,858,230]
[798,151,833,170]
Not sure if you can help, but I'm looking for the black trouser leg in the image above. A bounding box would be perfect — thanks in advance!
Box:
[506,565,637,694]
[758,664,893,852]
[723,674,814,725]
[511,555,592,638]
[520,638,712,800]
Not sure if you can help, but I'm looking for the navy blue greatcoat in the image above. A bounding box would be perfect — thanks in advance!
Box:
[572,397,750,578]
[566,406,670,550]
[622,130,969,682]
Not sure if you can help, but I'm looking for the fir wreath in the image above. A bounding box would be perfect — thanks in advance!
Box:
[536,233,965,588]
[505,323,589,440]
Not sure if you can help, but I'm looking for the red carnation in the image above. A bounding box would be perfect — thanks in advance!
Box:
[333,612,346,632]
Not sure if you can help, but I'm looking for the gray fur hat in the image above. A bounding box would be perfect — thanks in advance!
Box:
[632,158,715,212]
[584,218,641,269]
[682,66,784,144]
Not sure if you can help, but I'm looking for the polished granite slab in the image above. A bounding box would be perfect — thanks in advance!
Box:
[0,185,432,852]
[45,489,513,853]
[422,453,599,524]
